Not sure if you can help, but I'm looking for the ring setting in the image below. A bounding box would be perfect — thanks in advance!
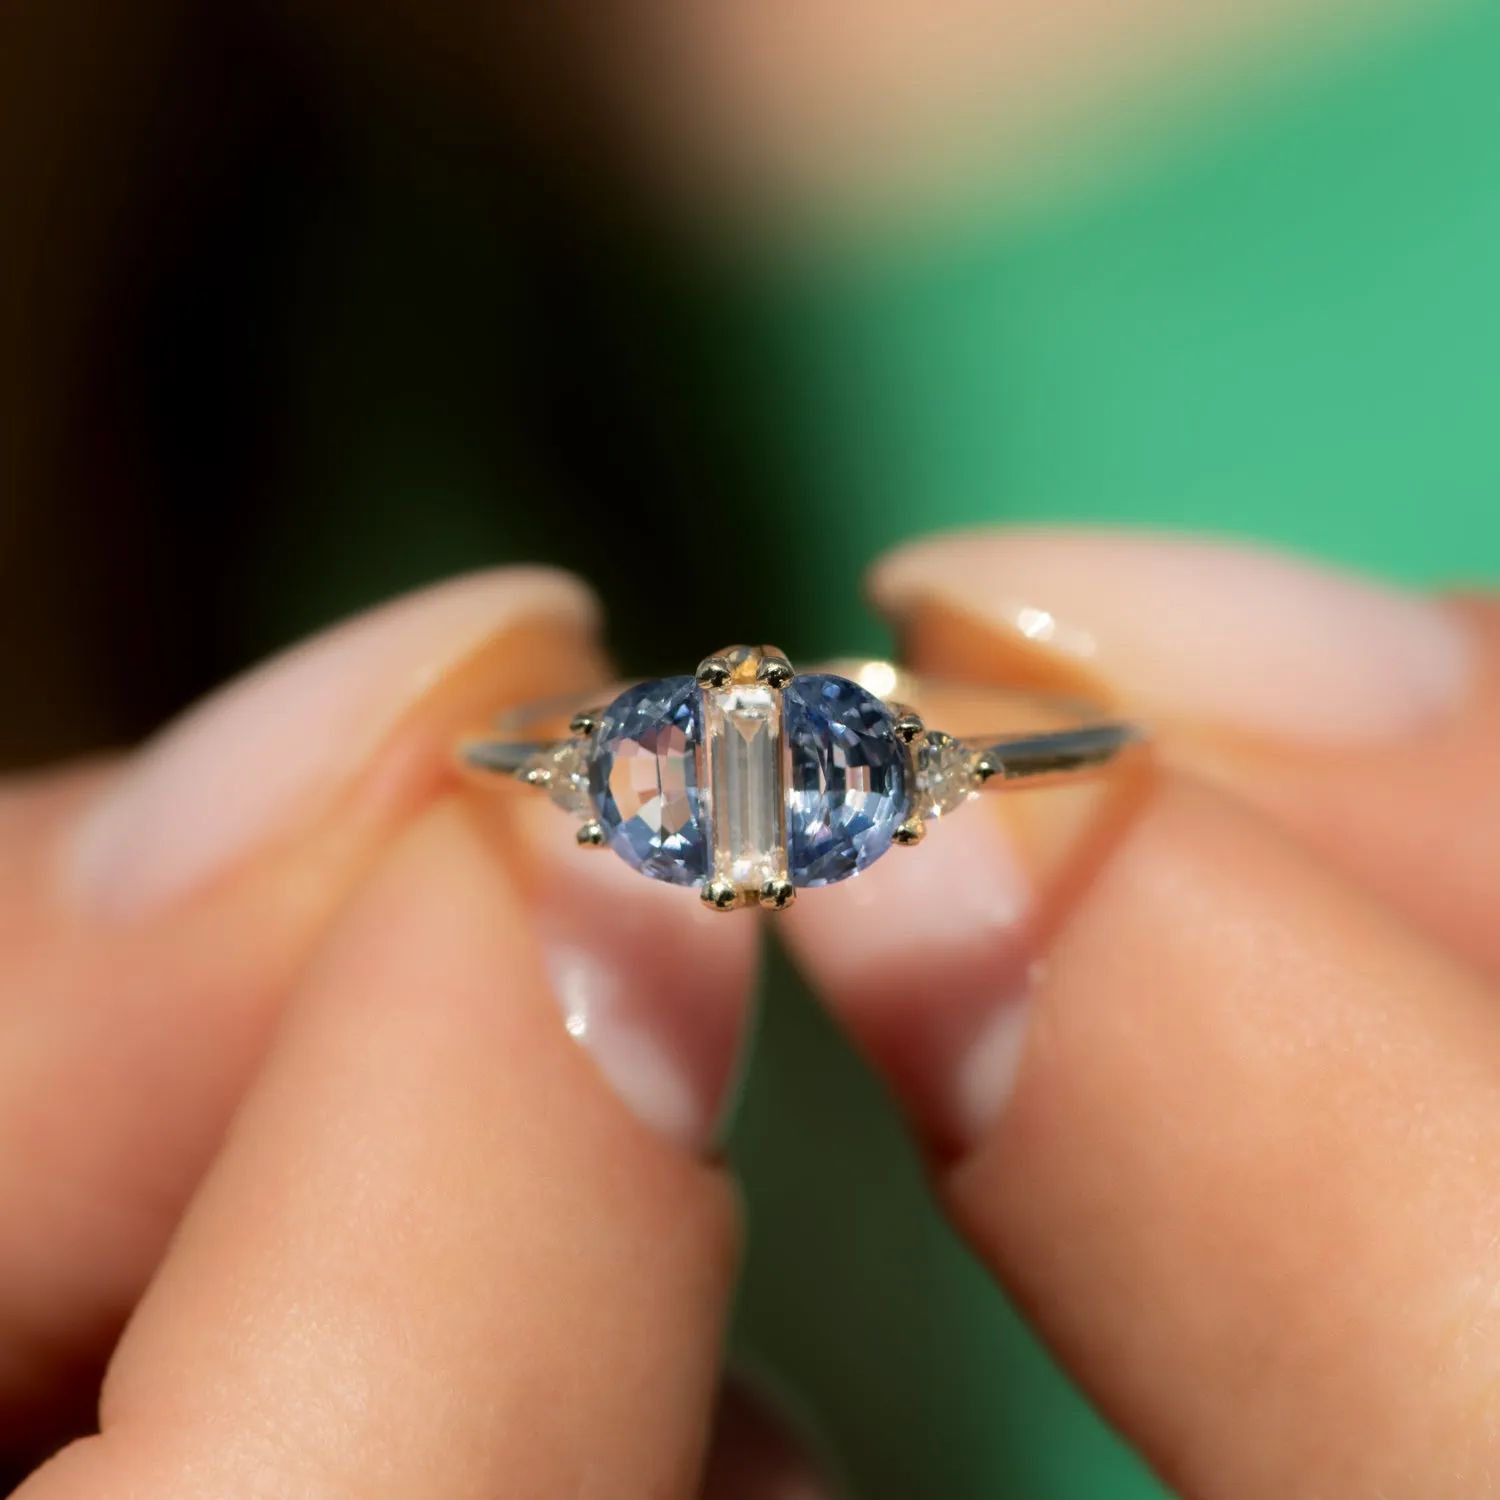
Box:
[464,644,1136,912]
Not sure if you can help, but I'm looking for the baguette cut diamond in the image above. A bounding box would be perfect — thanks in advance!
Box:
[705,683,783,891]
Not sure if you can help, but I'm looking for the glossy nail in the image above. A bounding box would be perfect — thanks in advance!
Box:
[782,800,1049,1151]
[873,529,1472,745]
[64,568,598,920]
[513,796,759,1152]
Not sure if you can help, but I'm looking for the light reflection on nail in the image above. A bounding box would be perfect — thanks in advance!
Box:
[544,941,702,1144]
[1006,600,1097,657]
[548,943,615,1042]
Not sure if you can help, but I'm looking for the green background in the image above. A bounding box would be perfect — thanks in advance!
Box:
[236,4,1500,1493]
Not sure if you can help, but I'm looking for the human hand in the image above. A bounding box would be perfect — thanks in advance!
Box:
[783,529,1496,1498]
[2,530,1494,1498]
[0,569,783,1496]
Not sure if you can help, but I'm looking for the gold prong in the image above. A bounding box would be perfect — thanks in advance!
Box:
[520,766,552,789]
[755,651,795,689]
[759,877,795,911]
[576,820,607,847]
[973,756,1000,784]
[569,710,599,736]
[893,817,926,847]
[700,877,739,911]
[893,712,925,744]
[696,656,733,690]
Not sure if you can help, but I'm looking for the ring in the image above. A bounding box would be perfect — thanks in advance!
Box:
[461,645,1140,912]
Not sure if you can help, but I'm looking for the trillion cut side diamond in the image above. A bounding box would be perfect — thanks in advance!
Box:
[525,739,593,818]
[914,731,977,818]
[704,683,783,891]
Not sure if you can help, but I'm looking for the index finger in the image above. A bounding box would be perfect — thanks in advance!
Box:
[0,572,598,1439]
[19,802,740,1499]
[785,536,1500,1497]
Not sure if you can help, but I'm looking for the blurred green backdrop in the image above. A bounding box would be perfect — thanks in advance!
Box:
[7,1,1500,1494]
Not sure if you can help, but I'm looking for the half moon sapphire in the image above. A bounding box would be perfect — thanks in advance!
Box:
[588,676,708,885]
[784,673,911,887]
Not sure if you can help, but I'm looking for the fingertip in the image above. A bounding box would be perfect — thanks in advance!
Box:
[100,796,741,1497]
[508,794,762,1152]
[780,775,1126,1155]
[870,527,1474,745]
[60,566,604,922]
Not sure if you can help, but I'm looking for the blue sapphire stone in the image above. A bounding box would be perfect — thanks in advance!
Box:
[588,676,707,885]
[784,673,911,887]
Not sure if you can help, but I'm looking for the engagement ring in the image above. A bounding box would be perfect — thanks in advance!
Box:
[462,645,1139,911]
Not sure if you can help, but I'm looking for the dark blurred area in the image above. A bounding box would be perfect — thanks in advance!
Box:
[0,3,786,769]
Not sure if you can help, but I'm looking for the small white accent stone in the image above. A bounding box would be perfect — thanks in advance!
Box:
[914,731,977,818]
[528,738,593,818]
[704,683,783,892]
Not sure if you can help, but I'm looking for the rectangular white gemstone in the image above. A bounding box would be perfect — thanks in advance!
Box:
[705,683,784,892]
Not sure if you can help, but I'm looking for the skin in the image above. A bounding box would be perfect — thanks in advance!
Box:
[0,534,1497,1497]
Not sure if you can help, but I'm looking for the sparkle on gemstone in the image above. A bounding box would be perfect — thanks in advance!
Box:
[704,682,783,892]
[914,731,977,818]
[588,676,707,885]
[784,674,911,887]
[526,738,593,818]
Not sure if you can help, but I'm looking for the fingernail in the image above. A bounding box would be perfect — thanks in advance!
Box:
[873,529,1473,746]
[783,796,1070,1152]
[63,568,598,920]
[513,796,759,1152]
